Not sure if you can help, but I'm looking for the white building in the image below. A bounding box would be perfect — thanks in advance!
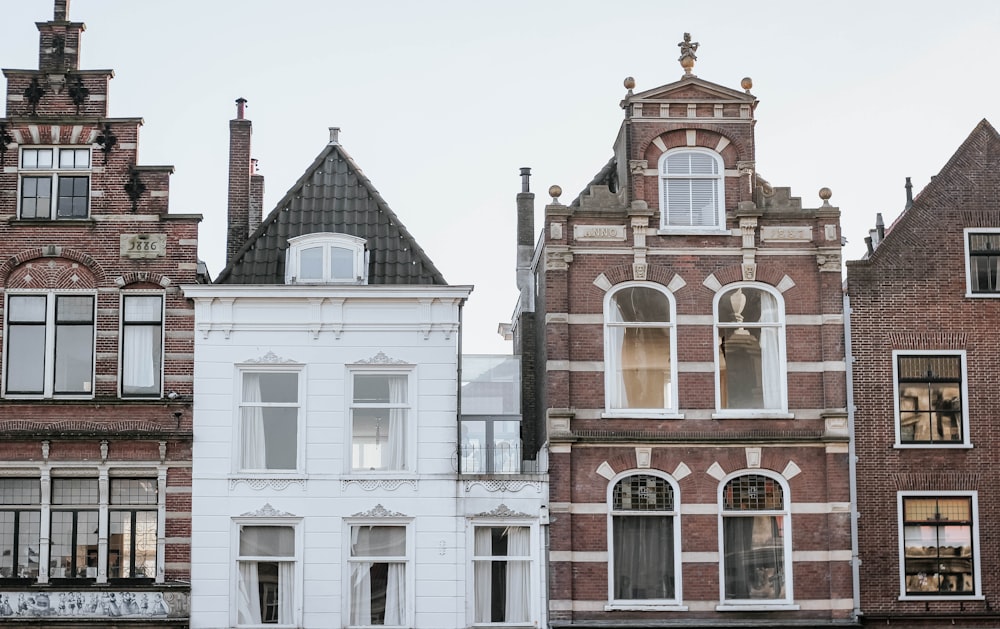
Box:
[183,111,548,628]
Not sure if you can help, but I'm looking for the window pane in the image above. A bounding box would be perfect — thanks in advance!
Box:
[109,511,157,578]
[613,475,674,511]
[351,526,406,557]
[240,526,294,557]
[473,527,530,622]
[20,176,52,219]
[110,479,157,505]
[122,297,163,396]
[0,479,40,504]
[240,373,298,470]
[56,176,89,218]
[257,372,298,404]
[903,497,975,594]
[609,287,670,323]
[613,515,674,599]
[330,246,354,279]
[52,479,99,505]
[354,374,407,404]
[299,246,323,279]
[6,326,45,393]
[723,475,783,511]
[54,323,94,393]
[615,326,671,409]
[898,356,963,443]
[124,296,162,321]
[723,515,785,599]
[352,409,407,471]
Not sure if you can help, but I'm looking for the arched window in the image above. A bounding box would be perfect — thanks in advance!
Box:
[658,148,725,230]
[284,232,367,284]
[604,283,677,413]
[609,473,680,604]
[720,473,791,603]
[715,284,786,413]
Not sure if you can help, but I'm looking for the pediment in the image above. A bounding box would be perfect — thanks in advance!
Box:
[630,77,753,103]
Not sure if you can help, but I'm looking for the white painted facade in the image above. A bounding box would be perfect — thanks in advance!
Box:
[183,284,548,629]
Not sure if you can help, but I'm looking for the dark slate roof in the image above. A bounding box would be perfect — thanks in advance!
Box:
[570,157,617,208]
[216,141,447,285]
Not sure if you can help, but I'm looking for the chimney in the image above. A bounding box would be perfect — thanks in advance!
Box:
[39,0,84,73]
[904,176,913,210]
[249,159,264,234]
[516,167,535,309]
[227,97,252,264]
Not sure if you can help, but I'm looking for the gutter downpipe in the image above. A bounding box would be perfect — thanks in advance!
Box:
[844,289,862,623]
[456,299,465,472]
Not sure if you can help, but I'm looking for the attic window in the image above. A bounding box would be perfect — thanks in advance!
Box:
[658,148,725,231]
[285,233,368,285]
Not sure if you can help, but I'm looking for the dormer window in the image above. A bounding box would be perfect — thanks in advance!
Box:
[658,148,725,231]
[285,233,368,284]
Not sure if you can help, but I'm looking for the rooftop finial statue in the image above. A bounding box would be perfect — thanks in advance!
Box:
[678,32,699,76]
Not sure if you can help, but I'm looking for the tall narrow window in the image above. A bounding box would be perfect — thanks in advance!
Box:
[611,474,677,602]
[0,478,41,580]
[50,478,99,580]
[5,295,47,394]
[239,371,300,472]
[351,374,409,472]
[896,354,964,444]
[901,496,976,596]
[605,284,675,412]
[658,148,724,229]
[108,479,157,579]
[472,526,531,624]
[121,295,163,397]
[349,525,407,627]
[721,474,790,602]
[716,285,786,412]
[237,525,296,625]
[19,147,91,219]
[967,232,1000,294]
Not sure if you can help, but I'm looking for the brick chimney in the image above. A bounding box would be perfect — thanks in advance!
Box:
[39,0,84,73]
[227,97,252,264]
[249,158,264,234]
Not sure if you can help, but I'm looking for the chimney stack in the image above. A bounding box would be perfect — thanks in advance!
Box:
[904,176,913,210]
[516,168,535,309]
[227,97,253,264]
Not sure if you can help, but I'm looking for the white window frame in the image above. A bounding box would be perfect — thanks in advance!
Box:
[0,476,42,581]
[347,367,415,475]
[713,283,790,418]
[892,350,970,448]
[18,146,92,220]
[344,518,414,629]
[468,518,539,626]
[717,470,796,611]
[231,517,303,628]
[603,282,680,418]
[118,292,165,399]
[2,291,96,399]
[234,365,306,475]
[657,147,727,233]
[606,471,684,611]
[284,232,368,284]
[963,228,1000,297]
[897,491,983,601]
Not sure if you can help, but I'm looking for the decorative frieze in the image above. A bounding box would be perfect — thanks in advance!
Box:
[240,503,296,518]
[573,225,626,242]
[464,479,543,493]
[352,504,407,518]
[229,478,306,491]
[0,590,188,619]
[341,478,417,492]
[474,503,531,518]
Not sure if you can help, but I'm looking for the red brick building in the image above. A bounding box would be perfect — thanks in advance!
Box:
[513,39,855,626]
[0,1,201,624]
[846,120,1000,627]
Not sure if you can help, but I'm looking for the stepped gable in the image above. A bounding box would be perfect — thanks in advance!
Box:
[217,140,447,285]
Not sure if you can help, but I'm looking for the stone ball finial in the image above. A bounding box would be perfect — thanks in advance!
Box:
[549,185,562,201]
[741,77,753,92]
[624,76,636,90]
[819,187,832,201]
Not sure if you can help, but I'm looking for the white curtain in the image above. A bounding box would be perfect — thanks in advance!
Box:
[350,525,373,626]
[384,564,405,625]
[122,297,159,391]
[757,295,782,409]
[387,377,406,470]
[278,561,294,625]
[505,528,530,622]
[241,374,265,469]
[607,324,627,408]
[237,562,262,625]
[474,528,492,623]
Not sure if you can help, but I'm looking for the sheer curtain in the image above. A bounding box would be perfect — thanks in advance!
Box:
[757,295,782,409]
[384,564,405,625]
[278,562,294,625]
[237,562,262,625]
[241,374,265,469]
[351,526,405,626]
[122,297,159,392]
[387,377,406,470]
[614,516,672,599]
[504,528,530,622]
[473,528,492,623]
[350,525,373,626]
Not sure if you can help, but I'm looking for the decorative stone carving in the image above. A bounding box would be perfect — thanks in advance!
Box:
[742,263,757,281]
[628,159,648,175]
[240,503,296,518]
[545,247,573,271]
[244,351,296,364]
[0,590,187,619]
[464,479,543,493]
[352,504,406,518]
[230,478,306,491]
[633,263,648,281]
[341,478,418,492]
[474,503,531,518]
[817,252,842,272]
[573,225,626,242]
[353,351,408,365]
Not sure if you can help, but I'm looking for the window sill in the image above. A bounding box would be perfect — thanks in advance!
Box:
[965,292,1000,298]
[657,227,730,236]
[10,218,95,225]
[4,394,95,401]
[602,411,684,420]
[712,411,794,420]
[899,594,984,601]
[895,443,972,450]
[716,603,799,612]
[605,603,688,611]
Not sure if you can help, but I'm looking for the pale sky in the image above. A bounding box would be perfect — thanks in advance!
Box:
[3,1,998,353]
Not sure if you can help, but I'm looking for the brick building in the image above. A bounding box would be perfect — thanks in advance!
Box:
[846,120,1000,626]
[0,1,202,624]
[512,39,855,626]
